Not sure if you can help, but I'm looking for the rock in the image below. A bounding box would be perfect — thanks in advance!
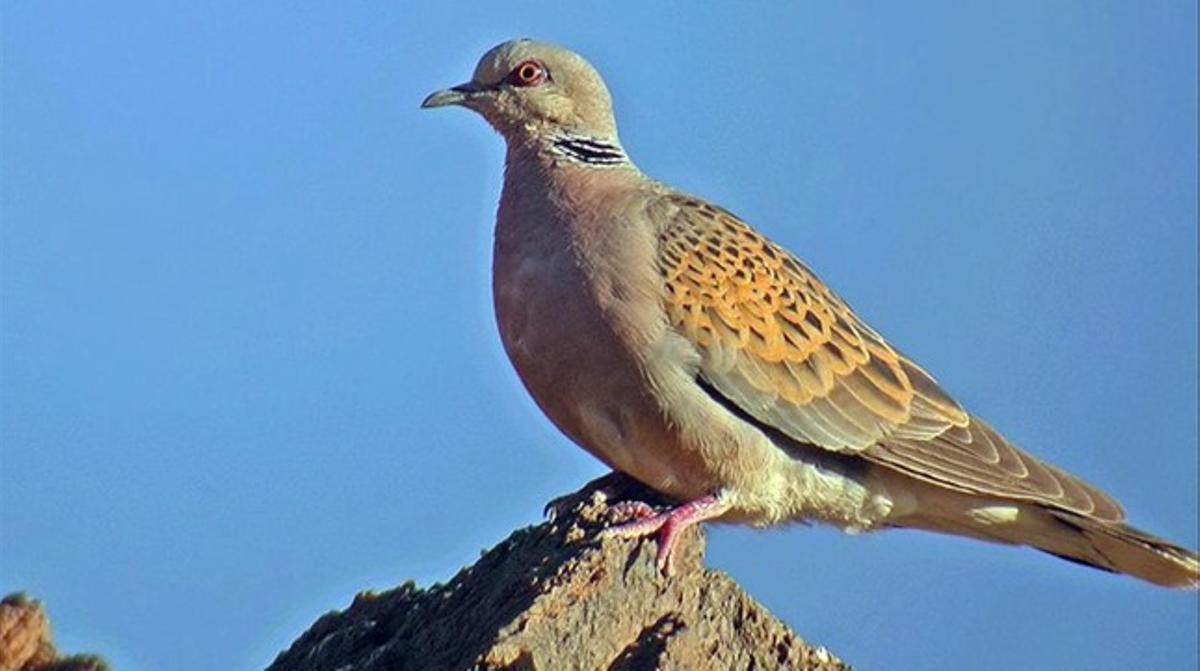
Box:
[268,473,848,671]
[0,594,109,671]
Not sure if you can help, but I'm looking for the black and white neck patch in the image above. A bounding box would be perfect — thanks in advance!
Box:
[548,134,628,166]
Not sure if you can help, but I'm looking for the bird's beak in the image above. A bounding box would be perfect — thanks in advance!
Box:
[421,82,482,109]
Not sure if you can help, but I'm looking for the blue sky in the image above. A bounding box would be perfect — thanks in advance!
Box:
[2,3,1196,670]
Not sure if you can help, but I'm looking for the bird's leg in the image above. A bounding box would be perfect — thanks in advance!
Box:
[601,491,731,575]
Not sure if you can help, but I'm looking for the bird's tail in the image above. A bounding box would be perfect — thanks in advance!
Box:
[1037,511,1199,589]
[894,496,1199,589]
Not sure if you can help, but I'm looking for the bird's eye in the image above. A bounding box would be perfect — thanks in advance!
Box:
[509,60,547,87]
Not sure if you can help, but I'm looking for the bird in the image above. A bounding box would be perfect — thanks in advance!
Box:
[421,38,1199,589]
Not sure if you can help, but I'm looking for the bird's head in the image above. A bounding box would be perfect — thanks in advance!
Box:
[421,39,619,142]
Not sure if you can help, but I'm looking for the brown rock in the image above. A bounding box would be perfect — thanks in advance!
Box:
[268,473,848,671]
[0,594,108,671]
[0,594,55,671]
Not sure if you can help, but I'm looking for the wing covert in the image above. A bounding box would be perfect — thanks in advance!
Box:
[656,194,968,452]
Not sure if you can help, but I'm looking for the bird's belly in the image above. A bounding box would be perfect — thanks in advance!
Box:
[493,252,712,499]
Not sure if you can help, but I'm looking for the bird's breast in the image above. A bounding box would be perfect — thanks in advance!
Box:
[490,198,710,498]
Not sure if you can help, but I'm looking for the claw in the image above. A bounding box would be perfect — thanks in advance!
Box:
[543,471,647,522]
[543,495,570,522]
[600,492,731,575]
[606,500,659,524]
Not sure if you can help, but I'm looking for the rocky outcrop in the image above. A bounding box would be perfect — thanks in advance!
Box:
[268,473,848,670]
[0,594,109,671]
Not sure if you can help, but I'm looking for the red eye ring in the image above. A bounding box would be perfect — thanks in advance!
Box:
[510,60,547,87]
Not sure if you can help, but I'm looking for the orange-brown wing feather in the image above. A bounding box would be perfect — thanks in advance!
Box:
[657,195,968,451]
[656,194,1124,521]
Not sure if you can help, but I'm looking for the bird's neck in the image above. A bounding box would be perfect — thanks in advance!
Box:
[499,131,642,237]
[506,130,633,172]
[543,132,629,167]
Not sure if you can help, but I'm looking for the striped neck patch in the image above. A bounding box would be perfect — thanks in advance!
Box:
[548,134,628,166]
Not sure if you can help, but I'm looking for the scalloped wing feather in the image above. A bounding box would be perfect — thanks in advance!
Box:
[871,418,1124,520]
[655,194,1124,522]
[657,195,967,451]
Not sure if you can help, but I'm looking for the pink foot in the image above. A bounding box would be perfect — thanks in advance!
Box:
[601,492,731,575]
[606,500,659,524]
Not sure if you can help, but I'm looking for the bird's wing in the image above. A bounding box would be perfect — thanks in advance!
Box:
[654,194,1123,520]
[656,194,967,450]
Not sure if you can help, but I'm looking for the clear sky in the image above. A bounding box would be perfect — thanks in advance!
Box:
[2,3,1196,670]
